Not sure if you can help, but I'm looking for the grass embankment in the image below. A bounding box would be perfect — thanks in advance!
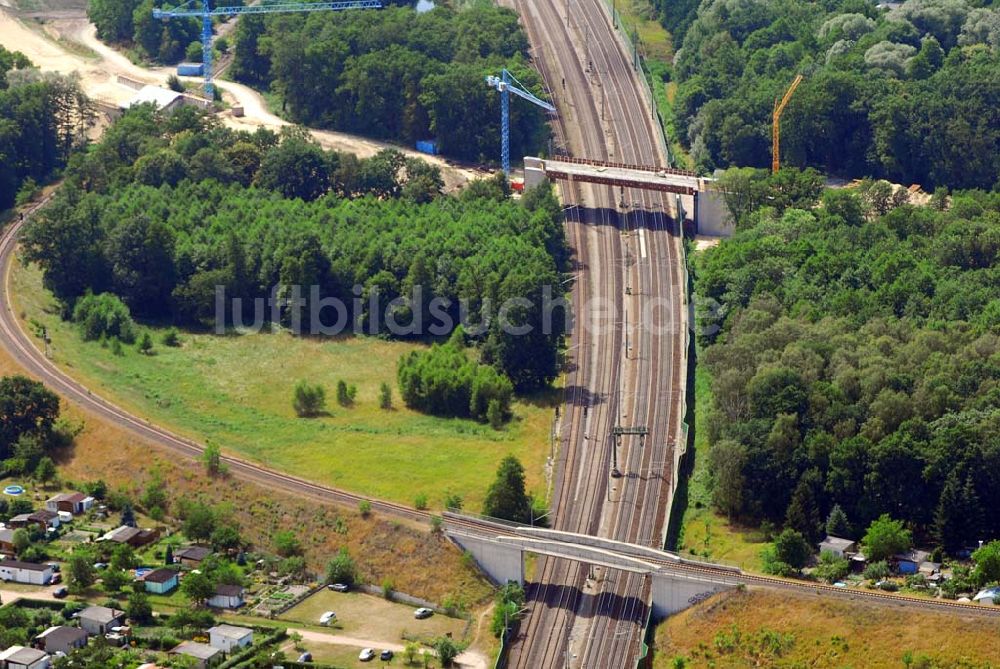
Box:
[673,361,765,572]
[646,60,693,171]
[653,588,1000,668]
[11,260,555,513]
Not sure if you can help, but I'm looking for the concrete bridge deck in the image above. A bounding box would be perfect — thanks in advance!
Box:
[527,156,704,195]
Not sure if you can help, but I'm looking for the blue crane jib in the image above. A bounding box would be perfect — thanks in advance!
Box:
[153,0,381,97]
[486,69,556,177]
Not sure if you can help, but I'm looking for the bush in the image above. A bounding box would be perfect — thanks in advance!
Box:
[487,398,504,430]
[414,493,428,510]
[161,328,181,346]
[15,177,40,207]
[433,637,465,666]
[443,491,463,510]
[325,547,356,585]
[185,40,203,62]
[491,582,526,637]
[863,560,890,581]
[378,381,392,409]
[292,380,326,417]
[336,380,356,407]
[72,292,136,343]
[772,528,811,570]
[358,499,372,517]
[166,607,215,630]
[137,331,154,354]
[126,591,153,623]
[814,550,850,583]
[273,530,302,557]
[166,75,184,93]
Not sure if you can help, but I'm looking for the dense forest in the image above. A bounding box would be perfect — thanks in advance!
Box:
[23,105,569,391]
[88,0,201,64]
[656,0,999,189]
[695,174,1000,552]
[230,4,550,162]
[0,47,92,209]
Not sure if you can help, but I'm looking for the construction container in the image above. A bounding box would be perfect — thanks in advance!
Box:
[176,62,204,77]
[415,139,438,155]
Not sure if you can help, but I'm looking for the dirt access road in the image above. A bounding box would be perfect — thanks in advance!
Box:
[0,7,482,189]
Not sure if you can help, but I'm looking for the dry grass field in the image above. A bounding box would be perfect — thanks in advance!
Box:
[654,588,1000,668]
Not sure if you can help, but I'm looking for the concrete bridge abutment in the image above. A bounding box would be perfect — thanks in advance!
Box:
[448,531,525,586]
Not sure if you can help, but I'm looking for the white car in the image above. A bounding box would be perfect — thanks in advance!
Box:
[414,607,433,619]
[318,611,336,624]
[359,648,376,662]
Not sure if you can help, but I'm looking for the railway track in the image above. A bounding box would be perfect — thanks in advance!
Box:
[571,0,685,662]
[500,0,678,662]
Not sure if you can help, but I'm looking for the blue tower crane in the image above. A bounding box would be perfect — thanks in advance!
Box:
[485,69,556,176]
[153,0,381,98]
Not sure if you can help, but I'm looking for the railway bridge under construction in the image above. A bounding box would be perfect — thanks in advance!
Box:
[445,516,739,617]
[522,156,732,236]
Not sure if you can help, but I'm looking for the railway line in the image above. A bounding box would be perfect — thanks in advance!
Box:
[503,0,688,664]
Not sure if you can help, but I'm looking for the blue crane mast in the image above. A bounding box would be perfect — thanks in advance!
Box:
[485,69,556,176]
[153,0,381,98]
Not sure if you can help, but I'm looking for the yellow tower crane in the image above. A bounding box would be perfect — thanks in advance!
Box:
[772,73,803,174]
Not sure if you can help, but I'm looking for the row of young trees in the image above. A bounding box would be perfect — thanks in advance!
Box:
[230,4,551,163]
[0,47,92,209]
[695,179,999,554]
[658,0,999,189]
[23,106,570,391]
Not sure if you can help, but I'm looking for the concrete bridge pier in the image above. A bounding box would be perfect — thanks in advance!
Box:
[449,531,524,585]
[650,571,734,617]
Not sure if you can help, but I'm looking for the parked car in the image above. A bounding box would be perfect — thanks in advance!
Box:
[50,573,62,584]
[380,649,394,661]
[53,587,68,599]
[359,648,376,662]
[414,607,433,619]
[328,583,349,592]
[318,611,337,624]
[297,652,313,662]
